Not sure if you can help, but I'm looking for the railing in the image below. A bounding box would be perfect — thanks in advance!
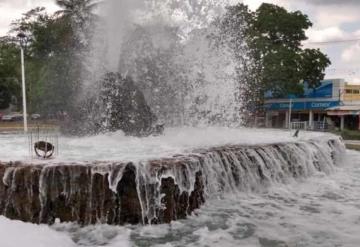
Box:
[290,121,308,130]
[312,121,328,131]
[290,121,329,131]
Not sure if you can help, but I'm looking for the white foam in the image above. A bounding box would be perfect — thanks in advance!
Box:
[0,127,337,162]
[0,150,358,247]
[0,217,76,247]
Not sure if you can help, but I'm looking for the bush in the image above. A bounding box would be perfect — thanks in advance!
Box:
[338,129,360,140]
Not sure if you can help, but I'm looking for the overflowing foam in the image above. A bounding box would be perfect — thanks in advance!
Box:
[0,217,76,247]
[0,129,345,228]
[133,135,345,224]
[0,128,339,162]
[0,149,358,247]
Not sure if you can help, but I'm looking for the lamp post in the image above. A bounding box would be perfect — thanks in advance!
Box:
[17,32,28,133]
[288,95,296,130]
[289,98,292,130]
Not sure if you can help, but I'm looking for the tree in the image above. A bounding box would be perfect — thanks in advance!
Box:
[0,39,21,109]
[301,48,330,89]
[55,0,99,24]
[0,0,99,115]
[55,0,100,48]
[10,7,80,115]
[56,0,98,15]
[252,3,331,97]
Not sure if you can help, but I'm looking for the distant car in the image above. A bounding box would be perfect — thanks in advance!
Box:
[0,112,3,121]
[1,113,23,121]
[31,113,41,120]
[1,114,11,121]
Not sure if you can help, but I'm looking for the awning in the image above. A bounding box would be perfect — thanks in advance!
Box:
[326,105,360,116]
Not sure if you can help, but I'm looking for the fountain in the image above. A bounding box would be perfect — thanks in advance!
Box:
[0,128,345,225]
[0,0,347,228]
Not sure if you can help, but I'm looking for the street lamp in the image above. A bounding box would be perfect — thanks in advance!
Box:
[17,32,28,133]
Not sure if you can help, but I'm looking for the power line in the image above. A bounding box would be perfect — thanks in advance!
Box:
[304,38,360,45]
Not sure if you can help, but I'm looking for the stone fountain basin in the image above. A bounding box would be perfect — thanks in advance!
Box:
[0,128,345,226]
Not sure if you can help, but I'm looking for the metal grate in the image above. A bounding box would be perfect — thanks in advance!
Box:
[27,126,60,159]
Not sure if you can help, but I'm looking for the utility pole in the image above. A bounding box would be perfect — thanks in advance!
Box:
[18,32,28,133]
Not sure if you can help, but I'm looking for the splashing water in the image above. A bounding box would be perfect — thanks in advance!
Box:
[2,1,356,247]
[84,0,254,127]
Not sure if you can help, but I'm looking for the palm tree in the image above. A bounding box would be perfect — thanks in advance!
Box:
[55,0,102,48]
[55,0,100,27]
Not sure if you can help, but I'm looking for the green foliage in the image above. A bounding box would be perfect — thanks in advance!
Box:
[254,4,312,49]
[8,6,86,115]
[0,0,97,115]
[0,40,21,109]
[55,0,99,20]
[55,0,100,49]
[246,3,330,98]
[342,129,360,141]
[301,48,331,89]
[217,2,331,120]
[332,129,360,141]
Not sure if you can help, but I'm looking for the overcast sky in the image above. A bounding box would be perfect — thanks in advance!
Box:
[0,0,360,83]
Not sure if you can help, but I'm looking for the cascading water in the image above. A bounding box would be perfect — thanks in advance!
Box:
[2,147,360,247]
[0,132,345,226]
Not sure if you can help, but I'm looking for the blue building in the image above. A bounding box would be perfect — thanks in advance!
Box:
[264,79,360,130]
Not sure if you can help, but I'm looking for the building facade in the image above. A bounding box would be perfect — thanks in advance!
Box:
[264,79,360,130]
